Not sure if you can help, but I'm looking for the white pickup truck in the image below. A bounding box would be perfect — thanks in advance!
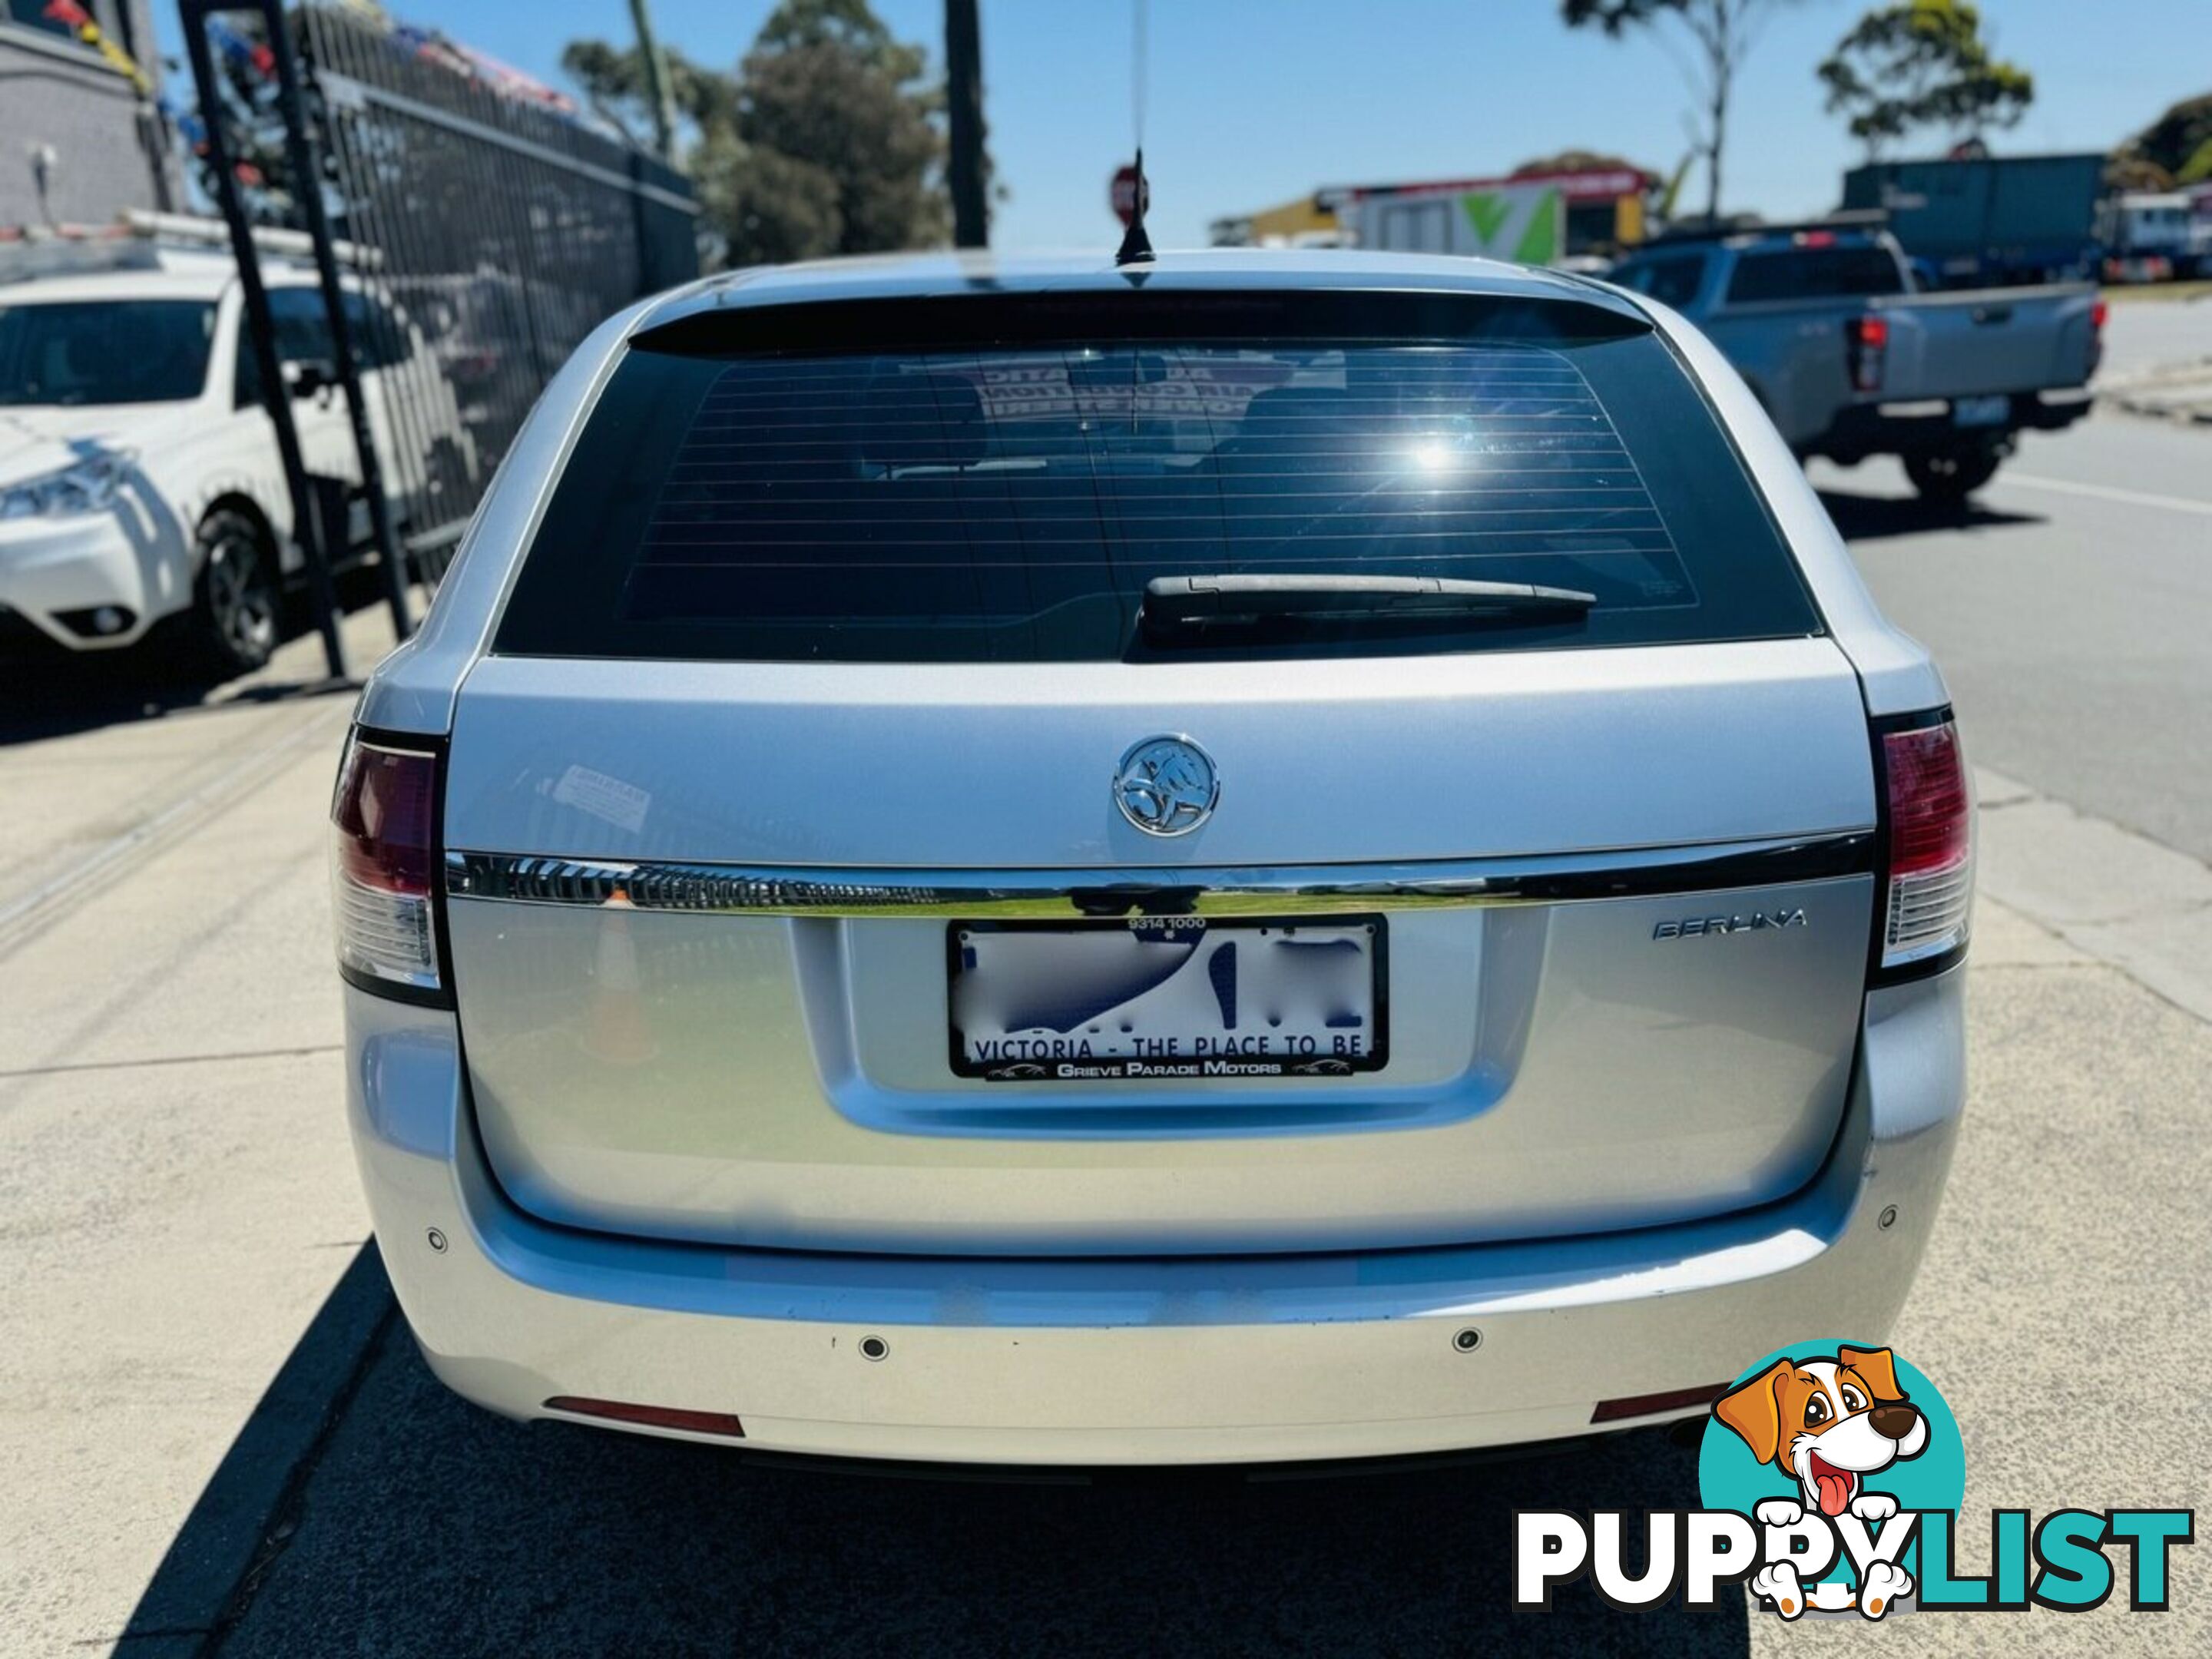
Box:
[1608,222,2102,501]
[0,223,476,673]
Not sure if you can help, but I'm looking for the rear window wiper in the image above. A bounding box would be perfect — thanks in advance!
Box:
[1141,574,1597,635]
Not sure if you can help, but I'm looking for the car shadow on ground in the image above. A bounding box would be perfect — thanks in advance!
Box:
[0,653,356,747]
[1816,486,2044,544]
[121,1247,1750,1657]
[0,570,398,746]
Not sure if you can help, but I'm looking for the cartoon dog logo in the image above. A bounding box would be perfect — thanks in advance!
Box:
[1714,1345,1929,1619]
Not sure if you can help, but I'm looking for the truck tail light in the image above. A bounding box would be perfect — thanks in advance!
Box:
[1846,314,1888,394]
[331,732,445,998]
[1873,715,1972,977]
[2089,295,2108,375]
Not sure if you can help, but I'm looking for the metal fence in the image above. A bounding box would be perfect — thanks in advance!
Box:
[300,2,697,561]
[181,0,698,669]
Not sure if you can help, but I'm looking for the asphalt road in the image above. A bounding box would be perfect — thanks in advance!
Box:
[4,303,2210,1657]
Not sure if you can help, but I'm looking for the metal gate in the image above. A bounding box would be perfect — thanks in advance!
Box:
[180,0,698,672]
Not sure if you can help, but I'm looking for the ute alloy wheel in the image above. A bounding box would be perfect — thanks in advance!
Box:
[194,508,280,674]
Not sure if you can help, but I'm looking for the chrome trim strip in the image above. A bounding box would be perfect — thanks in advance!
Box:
[444,833,1873,919]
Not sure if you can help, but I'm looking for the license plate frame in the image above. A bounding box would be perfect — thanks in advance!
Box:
[1951,394,2010,428]
[946,914,1389,1083]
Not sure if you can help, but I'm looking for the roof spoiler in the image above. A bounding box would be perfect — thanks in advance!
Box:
[631,286,1654,359]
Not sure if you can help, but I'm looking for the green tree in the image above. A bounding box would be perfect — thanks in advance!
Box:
[2108,92,2212,192]
[1817,0,2032,160]
[1508,149,1657,180]
[559,39,740,149]
[565,0,951,268]
[1559,0,1803,227]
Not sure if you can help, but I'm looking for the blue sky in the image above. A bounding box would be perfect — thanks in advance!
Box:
[159,1,2207,250]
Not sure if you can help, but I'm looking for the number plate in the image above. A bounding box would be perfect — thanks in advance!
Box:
[1952,394,2010,428]
[948,916,1387,1082]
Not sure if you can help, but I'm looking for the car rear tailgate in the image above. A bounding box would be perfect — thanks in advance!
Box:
[441,638,1878,1256]
[1878,284,2099,399]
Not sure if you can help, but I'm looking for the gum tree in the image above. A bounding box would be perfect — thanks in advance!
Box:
[1560,0,1803,227]
[1817,0,2033,160]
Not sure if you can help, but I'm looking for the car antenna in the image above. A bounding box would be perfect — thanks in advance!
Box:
[1116,150,1154,267]
[1114,0,1154,267]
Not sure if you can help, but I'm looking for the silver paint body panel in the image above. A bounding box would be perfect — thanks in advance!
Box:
[437,637,1883,1253]
[449,873,1871,1253]
[439,640,1876,869]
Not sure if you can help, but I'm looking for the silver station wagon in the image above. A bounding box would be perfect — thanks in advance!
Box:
[332,250,1971,1466]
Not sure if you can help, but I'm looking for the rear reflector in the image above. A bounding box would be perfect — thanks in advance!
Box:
[1878,718,1973,972]
[330,733,442,993]
[544,1396,747,1439]
[1591,1382,1728,1424]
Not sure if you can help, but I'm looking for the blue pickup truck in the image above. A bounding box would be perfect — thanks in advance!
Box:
[1608,222,2102,502]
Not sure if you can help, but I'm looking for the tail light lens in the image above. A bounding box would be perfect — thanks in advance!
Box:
[1876,717,1972,975]
[331,732,443,995]
[1846,314,1888,393]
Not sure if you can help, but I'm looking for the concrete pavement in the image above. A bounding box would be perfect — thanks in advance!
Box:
[2101,361,2212,426]
[2092,288,2212,382]
[4,399,2210,1653]
[0,611,392,1657]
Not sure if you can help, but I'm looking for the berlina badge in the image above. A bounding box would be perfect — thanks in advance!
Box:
[1113,736,1218,836]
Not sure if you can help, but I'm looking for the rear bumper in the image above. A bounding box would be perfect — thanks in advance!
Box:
[345,967,1964,1467]
[1812,389,2094,462]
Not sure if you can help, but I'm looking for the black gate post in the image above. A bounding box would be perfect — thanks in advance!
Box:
[945,0,988,249]
[177,0,349,681]
[248,0,412,641]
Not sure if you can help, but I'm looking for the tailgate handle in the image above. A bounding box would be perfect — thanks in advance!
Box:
[1969,304,2013,326]
[1069,886,1205,918]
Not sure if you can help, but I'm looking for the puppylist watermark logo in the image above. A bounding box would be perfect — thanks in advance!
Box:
[1516,1343,2193,1621]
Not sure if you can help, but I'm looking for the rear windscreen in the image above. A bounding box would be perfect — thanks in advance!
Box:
[1724,246,1906,303]
[498,303,1818,663]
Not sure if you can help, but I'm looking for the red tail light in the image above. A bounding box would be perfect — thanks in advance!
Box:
[331,732,444,996]
[1846,314,1888,393]
[1875,717,1972,975]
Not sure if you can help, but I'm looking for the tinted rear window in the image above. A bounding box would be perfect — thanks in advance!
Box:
[498,296,1817,663]
[1724,246,1906,304]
